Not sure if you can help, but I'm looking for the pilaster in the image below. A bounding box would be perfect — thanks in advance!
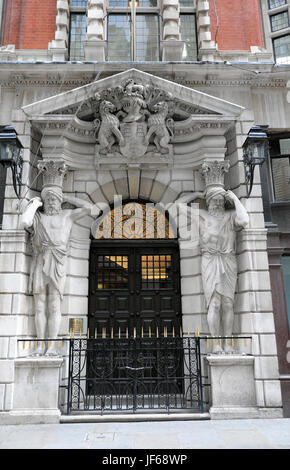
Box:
[83,0,106,61]
[49,0,70,62]
[161,0,184,61]
[196,0,217,61]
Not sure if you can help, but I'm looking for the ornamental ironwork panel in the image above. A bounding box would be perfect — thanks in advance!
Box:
[66,336,204,414]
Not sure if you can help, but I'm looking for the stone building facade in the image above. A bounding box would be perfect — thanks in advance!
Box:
[0,0,289,423]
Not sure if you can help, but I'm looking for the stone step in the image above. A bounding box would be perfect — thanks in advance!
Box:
[60,412,210,424]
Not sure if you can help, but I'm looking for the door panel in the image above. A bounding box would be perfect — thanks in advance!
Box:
[88,241,181,337]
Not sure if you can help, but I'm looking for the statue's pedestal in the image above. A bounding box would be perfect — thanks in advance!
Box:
[9,357,63,424]
[206,355,259,419]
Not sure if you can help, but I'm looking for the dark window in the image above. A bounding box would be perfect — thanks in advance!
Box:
[0,166,6,229]
[282,256,290,330]
[69,13,86,60]
[269,135,290,201]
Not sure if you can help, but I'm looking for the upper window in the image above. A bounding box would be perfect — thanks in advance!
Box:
[273,34,290,63]
[107,0,160,61]
[271,11,289,31]
[180,14,197,60]
[267,0,290,64]
[69,0,87,60]
[71,0,87,5]
[269,135,290,201]
[268,0,287,9]
[68,0,198,62]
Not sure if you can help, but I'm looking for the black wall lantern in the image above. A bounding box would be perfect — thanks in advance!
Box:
[0,125,23,198]
[243,125,269,198]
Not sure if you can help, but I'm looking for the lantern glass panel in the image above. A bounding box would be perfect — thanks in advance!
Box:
[247,140,267,165]
[0,142,15,162]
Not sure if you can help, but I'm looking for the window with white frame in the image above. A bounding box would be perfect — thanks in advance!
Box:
[267,0,290,64]
[68,0,197,62]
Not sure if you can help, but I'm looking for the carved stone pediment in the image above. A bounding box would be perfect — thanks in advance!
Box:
[22,69,244,170]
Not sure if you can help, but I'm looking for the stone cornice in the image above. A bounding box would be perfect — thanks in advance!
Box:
[0,69,287,89]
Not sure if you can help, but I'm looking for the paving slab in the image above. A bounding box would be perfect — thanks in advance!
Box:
[0,418,289,449]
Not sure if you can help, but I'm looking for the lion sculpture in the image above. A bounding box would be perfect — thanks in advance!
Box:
[94,100,124,155]
[145,101,174,154]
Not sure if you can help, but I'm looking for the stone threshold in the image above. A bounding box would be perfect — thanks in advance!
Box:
[60,412,210,423]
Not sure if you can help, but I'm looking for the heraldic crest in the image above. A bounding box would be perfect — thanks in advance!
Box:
[92,79,176,160]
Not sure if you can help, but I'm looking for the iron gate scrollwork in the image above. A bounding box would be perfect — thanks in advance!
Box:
[67,336,204,414]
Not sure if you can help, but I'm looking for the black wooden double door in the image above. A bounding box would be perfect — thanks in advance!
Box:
[88,241,181,337]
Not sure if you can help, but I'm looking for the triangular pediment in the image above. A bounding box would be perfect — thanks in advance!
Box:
[22,69,245,170]
[22,68,244,119]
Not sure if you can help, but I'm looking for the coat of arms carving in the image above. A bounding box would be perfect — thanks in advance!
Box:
[92,79,175,162]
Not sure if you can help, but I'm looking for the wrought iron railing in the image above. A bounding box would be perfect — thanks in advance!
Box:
[17,334,252,415]
[66,336,204,414]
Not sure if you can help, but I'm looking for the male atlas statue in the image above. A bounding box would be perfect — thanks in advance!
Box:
[20,161,101,355]
[175,161,249,354]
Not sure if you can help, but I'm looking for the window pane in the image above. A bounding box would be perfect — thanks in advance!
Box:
[136,14,159,61]
[180,14,197,60]
[109,0,157,5]
[108,14,131,60]
[179,0,195,6]
[109,0,129,6]
[272,157,290,200]
[280,138,290,155]
[271,12,289,32]
[69,13,86,60]
[138,0,157,5]
[282,256,290,330]
[268,0,286,9]
[71,0,87,6]
[273,35,290,64]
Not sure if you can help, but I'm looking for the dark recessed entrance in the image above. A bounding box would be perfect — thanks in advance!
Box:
[65,202,203,414]
[67,241,203,413]
[88,240,182,337]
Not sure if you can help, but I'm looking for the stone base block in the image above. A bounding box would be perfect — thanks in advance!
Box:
[11,356,63,424]
[161,40,185,61]
[206,355,258,420]
[0,409,61,425]
[83,40,106,61]
[209,407,259,420]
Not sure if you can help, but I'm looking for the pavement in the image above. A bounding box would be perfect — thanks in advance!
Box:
[0,418,289,450]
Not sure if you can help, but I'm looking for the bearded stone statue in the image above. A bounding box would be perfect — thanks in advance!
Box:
[20,161,100,356]
[175,161,249,353]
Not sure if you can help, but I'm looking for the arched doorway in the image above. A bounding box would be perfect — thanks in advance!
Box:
[67,201,203,413]
[88,201,182,338]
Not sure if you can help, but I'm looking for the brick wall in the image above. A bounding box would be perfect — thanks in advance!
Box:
[209,0,264,51]
[2,0,57,49]
[2,0,264,52]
